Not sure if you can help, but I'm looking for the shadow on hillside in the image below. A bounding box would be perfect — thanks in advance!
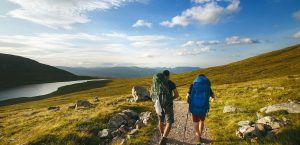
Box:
[28,133,105,145]
[272,126,300,145]
[0,80,111,107]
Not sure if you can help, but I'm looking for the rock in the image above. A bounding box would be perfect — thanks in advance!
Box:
[253,123,265,137]
[237,120,252,127]
[259,107,267,113]
[266,87,274,91]
[250,137,258,143]
[131,86,150,102]
[122,109,139,120]
[93,96,100,102]
[134,119,144,129]
[269,122,281,129]
[260,102,300,114]
[139,112,152,125]
[48,106,60,111]
[108,114,127,128]
[68,105,76,110]
[75,100,92,108]
[223,106,237,113]
[236,125,256,139]
[111,130,122,138]
[256,112,263,120]
[98,129,112,138]
[282,117,290,125]
[256,116,276,125]
[129,128,138,135]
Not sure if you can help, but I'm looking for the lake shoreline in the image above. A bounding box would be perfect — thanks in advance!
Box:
[0,79,111,106]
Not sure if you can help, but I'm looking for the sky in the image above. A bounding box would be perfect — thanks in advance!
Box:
[0,0,299,68]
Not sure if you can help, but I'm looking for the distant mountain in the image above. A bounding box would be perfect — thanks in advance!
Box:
[0,53,91,89]
[57,66,201,78]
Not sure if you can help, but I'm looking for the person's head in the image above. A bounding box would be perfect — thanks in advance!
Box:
[163,70,170,80]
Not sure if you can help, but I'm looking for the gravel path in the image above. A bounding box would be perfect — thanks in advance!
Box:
[149,101,211,145]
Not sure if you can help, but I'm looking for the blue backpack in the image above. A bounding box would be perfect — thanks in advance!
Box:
[189,75,212,116]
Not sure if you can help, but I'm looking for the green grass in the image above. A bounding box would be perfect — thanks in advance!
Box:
[0,44,299,145]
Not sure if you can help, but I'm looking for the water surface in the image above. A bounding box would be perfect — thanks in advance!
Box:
[0,79,103,101]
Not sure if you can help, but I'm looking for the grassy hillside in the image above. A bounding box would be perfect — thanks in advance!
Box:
[0,44,299,145]
[0,53,92,90]
[173,44,300,86]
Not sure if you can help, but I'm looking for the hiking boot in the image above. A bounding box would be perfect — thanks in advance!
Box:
[159,137,167,145]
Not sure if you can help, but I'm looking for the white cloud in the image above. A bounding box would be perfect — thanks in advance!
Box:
[176,47,210,56]
[0,32,174,66]
[161,0,240,27]
[192,0,212,4]
[225,36,258,45]
[293,10,300,20]
[292,31,300,38]
[132,19,152,28]
[181,40,220,47]
[104,32,172,47]
[7,0,146,29]
[160,16,189,27]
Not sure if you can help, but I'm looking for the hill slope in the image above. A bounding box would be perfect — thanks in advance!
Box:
[0,53,90,89]
[57,66,200,78]
[174,44,300,86]
[0,44,299,145]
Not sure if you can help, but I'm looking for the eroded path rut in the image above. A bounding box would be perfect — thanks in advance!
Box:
[149,101,211,145]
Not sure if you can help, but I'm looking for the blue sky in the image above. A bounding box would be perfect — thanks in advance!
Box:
[0,0,299,68]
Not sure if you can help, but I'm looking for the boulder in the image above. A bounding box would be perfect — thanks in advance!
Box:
[256,116,276,125]
[134,119,144,129]
[98,129,112,138]
[131,86,150,102]
[260,102,300,114]
[75,100,92,108]
[223,106,237,113]
[139,112,152,125]
[122,109,139,120]
[118,125,129,134]
[237,120,252,127]
[48,106,60,111]
[108,114,127,128]
[253,123,265,137]
[236,125,255,139]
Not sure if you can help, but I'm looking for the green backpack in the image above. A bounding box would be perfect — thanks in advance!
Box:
[150,73,172,108]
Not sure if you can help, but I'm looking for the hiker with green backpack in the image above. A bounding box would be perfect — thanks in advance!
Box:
[151,71,178,145]
[187,74,215,143]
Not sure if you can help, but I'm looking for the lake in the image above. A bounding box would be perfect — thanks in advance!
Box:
[0,79,103,101]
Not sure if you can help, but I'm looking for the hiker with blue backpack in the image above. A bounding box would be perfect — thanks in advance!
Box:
[151,71,179,145]
[187,74,215,143]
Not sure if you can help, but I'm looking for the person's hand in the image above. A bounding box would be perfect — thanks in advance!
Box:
[211,96,216,102]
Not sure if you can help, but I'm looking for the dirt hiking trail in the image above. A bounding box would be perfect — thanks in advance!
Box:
[149,101,212,145]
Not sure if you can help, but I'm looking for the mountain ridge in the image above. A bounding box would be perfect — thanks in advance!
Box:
[0,53,92,89]
[57,66,201,78]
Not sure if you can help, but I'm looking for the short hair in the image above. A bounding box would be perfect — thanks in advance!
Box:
[163,70,170,77]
